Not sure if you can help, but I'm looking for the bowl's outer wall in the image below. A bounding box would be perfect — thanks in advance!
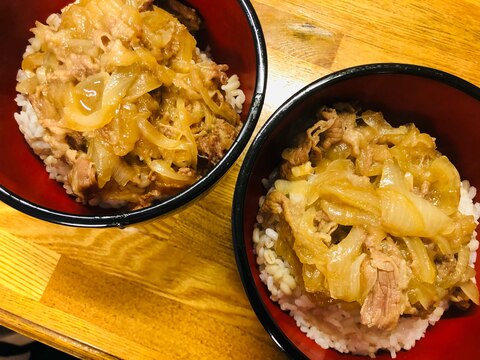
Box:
[0,0,261,218]
[240,72,480,359]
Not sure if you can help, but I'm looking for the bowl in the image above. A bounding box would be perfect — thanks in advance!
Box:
[232,63,480,359]
[0,0,267,227]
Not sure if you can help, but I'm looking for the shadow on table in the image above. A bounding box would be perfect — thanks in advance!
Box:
[0,327,77,360]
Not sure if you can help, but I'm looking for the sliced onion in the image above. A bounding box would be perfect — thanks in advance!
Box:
[403,237,436,284]
[148,159,195,183]
[326,227,366,302]
[460,280,480,305]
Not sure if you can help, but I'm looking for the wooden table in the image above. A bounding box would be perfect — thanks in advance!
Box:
[1,0,480,359]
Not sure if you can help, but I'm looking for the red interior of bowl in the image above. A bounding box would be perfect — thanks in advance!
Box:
[0,0,258,215]
[243,72,480,359]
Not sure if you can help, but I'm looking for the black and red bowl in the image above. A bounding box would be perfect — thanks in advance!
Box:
[232,63,480,360]
[0,0,267,227]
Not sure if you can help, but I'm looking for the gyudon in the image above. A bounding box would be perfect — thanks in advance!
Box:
[254,103,479,357]
[15,0,245,209]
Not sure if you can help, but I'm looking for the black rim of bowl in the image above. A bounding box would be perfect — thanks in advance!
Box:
[0,0,268,228]
[232,63,480,358]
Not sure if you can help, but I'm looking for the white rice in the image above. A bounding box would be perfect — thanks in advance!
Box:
[222,74,246,114]
[254,180,480,358]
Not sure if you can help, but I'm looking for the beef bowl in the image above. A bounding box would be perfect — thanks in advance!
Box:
[232,63,480,359]
[0,0,267,227]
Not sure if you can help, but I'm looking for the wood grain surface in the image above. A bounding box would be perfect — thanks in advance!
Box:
[1,0,480,359]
